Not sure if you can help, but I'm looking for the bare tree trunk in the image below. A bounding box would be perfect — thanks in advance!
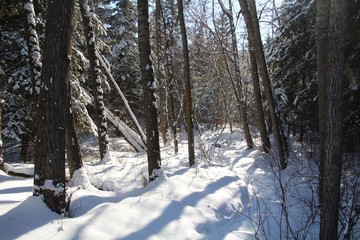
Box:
[80,0,109,161]
[34,0,75,214]
[249,47,270,152]
[239,0,288,169]
[138,0,162,181]
[316,0,330,206]
[318,0,347,239]
[66,97,83,178]
[155,0,168,145]
[163,1,178,154]
[219,0,253,149]
[178,0,195,167]
[21,0,42,163]
[0,67,4,171]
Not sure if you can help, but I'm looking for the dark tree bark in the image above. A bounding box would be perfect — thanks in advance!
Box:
[138,0,161,181]
[66,97,83,178]
[33,0,75,214]
[80,0,109,161]
[316,0,330,206]
[218,0,253,149]
[178,0,195,167]
[318,0,347,239]
[0,67,4,171]
[249,47,270,153]
[239,0,289,169]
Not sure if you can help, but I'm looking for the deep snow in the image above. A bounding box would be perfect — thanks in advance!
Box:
[0,128,347,239]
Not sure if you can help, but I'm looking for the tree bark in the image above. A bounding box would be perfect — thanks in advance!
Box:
[33,0,75,214]
[138,0,162,181]
[80,0,109,161]
[239,0,288,169]
[21,0,42,163]
[0,66,4,171]
[316,0,330,206]
[66,97,83,178]
[178,0,195,167]
[318,0,347,239]
[249,47,270,152]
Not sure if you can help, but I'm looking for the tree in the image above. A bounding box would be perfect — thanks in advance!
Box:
[138,0,161,181]
[33,0,75,214]
[21,0,43,163]
[218,0,253,149]
[317,0,348,239]
[80,0,110,161]
[178,0,195,167]
[239,0,289,169]
[0,66,4,171]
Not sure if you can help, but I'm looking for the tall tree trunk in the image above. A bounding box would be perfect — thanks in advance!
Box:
[21,0,42,163]
[80,0,109,161]
[239,0,288,169]
[249,47,270,152]
[138,0,161,181]
[316,0,330,206]
[178,0,195,167]
[155,0,168,145]
[34,0,75,214]
[318,0,347,239]
[163,1,178,154]
[219,0,253,149]
[0,67,4,171]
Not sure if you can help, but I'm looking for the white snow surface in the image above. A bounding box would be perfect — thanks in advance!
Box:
[0,128,325,239]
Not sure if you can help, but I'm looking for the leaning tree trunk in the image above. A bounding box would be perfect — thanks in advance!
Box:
[80,0,109,161]
[318,0,347,239]
[178,0,195,167]
[239,0,288,169]
[218,0,253,149]
[33,0,75,214]
[138,0,162,181]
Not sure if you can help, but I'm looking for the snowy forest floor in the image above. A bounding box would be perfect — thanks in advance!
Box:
[0,128,359,240]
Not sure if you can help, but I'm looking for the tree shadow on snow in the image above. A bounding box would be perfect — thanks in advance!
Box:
[117,175,240,240]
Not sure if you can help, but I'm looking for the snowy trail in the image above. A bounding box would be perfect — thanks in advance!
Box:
[0,129,324,239]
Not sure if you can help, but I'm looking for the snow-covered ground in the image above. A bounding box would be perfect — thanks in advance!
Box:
[0,128,356,239]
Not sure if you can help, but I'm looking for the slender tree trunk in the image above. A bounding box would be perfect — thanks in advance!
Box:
[66,97,83,178]
[0,67,4,171]
[239,0,288,169]
[319,0,347,239]
[34,0,75,214]
[138,0,161,181]
[163,1,178,154]
[80,0,109,161]
[155,0,168,145]
[249,47,270,152]
[219,0,253,149]
[178,0,195,167]
[97,53,147,148]
[21,0,42,163]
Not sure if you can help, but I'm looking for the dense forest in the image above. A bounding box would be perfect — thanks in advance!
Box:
[0,0,359,239]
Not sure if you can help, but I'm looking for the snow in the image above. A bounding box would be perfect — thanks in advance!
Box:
[0,128,357,239]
